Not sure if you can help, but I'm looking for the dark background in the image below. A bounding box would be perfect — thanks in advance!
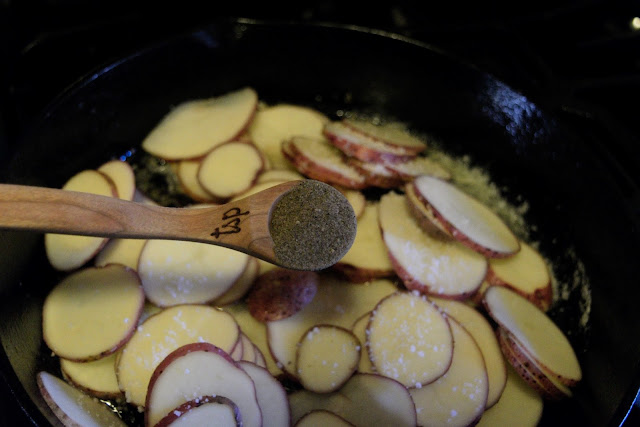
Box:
[2,0,640,182]
[1,0,640,425]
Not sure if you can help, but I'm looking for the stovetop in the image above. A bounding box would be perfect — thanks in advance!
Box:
[1,1,640,425]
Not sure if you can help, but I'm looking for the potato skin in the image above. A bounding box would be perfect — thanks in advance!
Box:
[247,269,319,322]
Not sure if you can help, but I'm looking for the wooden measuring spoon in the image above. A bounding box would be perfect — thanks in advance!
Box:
[0,180,357,271]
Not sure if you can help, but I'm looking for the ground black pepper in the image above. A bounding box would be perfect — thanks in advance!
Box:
[269,180,357,271]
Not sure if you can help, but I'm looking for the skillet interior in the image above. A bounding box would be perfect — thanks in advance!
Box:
[1,19,639,426]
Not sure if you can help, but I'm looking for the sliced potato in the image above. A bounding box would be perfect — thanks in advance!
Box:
[176,159,219,203]
[267,276,397,377]
[94,238,147,270]
[141,87,258,160]
[239,361,291,427]
[296,325,360,393]
[239,333,256,363]
[289,373,417,427]
[116,304,240,407]
[223,302,283,377]
[476,365,543,427]
[367,291,453,388]
[155,396,241,427]
[323,120,420,164]
[295,410,354,426]
[97,159,136,201]
[145,343,261,427]
[410,318,489,427]
[379,191,487,299]
[351,312,374,373]
[60,352,122,400]
[486,241,553,310]
[483,286,581,387]
[257,169,305,184]
[42,265,144,361]
[249,103,329,170]
[282,136,367,190]
[384,155,451,181]
[411,176,520,258]
[341,119,426,153]
[138,239,249,307]
[346,157,404,189]
[37,371,126,427]
[198,141,265,199]
[497,327,573,400]
[45,169,116,271]
[431,297,507,408]
[214,256,260,306]
[333,202,394,283]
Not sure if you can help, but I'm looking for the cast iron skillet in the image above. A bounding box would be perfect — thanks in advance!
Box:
[1,18,640,426]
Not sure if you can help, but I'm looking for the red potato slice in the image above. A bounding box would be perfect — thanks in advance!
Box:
[94,238,147,270]
[295,410,354,426]
[267,276,398,377]
[137,239,249,307]
[405,181,452,237]
[239,361,291,427]
[351,313,375,373]
[296,325,361,393]
[333,202,394,283]
[430,297,507,408]
[198,141,266,199]
[248,103,330,170]
[257,168,305,184]
[282,136,368,190]
[367,291,453,388]
[483,286,581,387]
[144,343,261,427]
[60,352,122,400]
[289,373,417,427]
[42,265,144,361]
[346,157,404,189]
[154,396,241,427]
[176,159,219,203]
[497,327,572,400]
[97,159,136,201]
[383,155,452,181]
[141,87,258,160]
[412,176,520,258]
[214,256,260,306]
[246,269,319,322]
[253,344,267,368]
[486,241,553,310]
[116,304,240,407]
[342,119,426,153]
[410,318,489,427]
[378,191,487,299]
[224,302,283,377]
[37,371,126,427]
[45,169,116,271]
[239,333,256,362]
[476,365,543,427]
[323,121,422,164]
[229,334,244,360]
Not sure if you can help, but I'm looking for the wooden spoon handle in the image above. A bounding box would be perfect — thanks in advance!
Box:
[0,182,298,263]
[0,183,174,237]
